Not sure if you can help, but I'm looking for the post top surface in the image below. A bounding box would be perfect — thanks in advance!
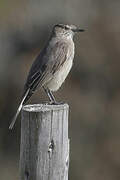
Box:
[22,103,69,112]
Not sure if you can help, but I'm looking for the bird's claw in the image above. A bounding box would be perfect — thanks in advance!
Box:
[49,101,64,105]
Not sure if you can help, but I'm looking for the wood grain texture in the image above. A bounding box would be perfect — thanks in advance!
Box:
[20,103,69,180]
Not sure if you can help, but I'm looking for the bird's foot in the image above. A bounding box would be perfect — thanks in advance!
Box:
[49,101,64,105]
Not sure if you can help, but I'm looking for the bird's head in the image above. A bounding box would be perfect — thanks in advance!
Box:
[53,24,85,38]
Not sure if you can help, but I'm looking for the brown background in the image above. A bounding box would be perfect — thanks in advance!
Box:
[0,0,120,179]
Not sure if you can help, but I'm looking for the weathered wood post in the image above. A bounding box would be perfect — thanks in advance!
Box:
[20,103,69,180]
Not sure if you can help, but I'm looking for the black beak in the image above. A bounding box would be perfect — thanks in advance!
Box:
[72,28,85,32]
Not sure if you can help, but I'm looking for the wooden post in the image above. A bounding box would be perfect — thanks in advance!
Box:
[20,103,69,180]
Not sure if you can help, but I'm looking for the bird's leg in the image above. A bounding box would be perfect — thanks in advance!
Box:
[43,87,56,104]
[43,87,53,102]
[48,89,56,104]
[47,89,64,105]
[43,87,62,105]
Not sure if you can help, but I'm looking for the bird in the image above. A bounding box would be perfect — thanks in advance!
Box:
[9,24,85,129]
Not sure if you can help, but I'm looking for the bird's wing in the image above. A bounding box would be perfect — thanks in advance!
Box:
[23,41,69,102]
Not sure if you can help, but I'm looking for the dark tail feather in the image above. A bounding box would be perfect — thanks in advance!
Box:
[9,89,30,130]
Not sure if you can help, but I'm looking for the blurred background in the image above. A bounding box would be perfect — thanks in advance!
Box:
[0,0,120,179]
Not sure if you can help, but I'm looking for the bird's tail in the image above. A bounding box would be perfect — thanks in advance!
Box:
[9,89,30,130]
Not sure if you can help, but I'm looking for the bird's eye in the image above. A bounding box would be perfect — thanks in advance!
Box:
[65,26,69,30]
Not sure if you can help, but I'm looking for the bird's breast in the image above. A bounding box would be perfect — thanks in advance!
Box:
[46,46,74,91]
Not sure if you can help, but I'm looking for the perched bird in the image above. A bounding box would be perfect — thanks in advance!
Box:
[9,24,84,129]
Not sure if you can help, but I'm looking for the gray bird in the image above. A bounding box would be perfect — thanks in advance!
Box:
[9,24,84,129]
